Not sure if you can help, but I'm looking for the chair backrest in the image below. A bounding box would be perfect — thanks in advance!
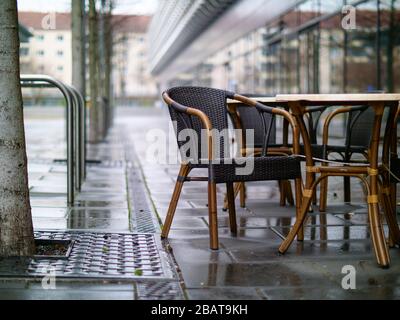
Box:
[166,86,231,161]
[306,107,327,144]
[235,103,276,148]
[346,106,374,149]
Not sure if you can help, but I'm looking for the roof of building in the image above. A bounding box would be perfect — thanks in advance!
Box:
[18,11,71,30]
[112,15,152,33]
[17,11,151,33]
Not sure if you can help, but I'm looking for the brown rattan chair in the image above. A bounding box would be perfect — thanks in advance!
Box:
[381,105,400,247]
[225,102,329,209]
[161,87,303,249]
[284,104,373,210]
[223,97,295,210]
[319,106,375,211]
[276,94,400,268]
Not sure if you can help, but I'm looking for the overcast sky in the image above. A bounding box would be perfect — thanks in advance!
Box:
[17,0,159,15]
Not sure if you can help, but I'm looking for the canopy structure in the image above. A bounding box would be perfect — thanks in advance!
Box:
[148,0,298,83]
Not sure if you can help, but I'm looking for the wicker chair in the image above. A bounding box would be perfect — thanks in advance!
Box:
[319,106,374,211]
[226,102,330,208]
[223,97,295,210]
[161,87,303,249]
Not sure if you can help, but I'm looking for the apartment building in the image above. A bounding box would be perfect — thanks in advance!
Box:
[112,15,158,104]
[18,11,157,102]
[19,12,72,84]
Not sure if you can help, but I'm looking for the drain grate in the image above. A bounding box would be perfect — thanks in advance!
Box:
[123,138,159,234]
[127,164,158,233]
[137,281,184,300]
[0,231,171,280]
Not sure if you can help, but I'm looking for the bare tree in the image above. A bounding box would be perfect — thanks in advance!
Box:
[0,0,35,256]
[97,0,106,138]
[71,0,86,97]
[103,0,114,131]
[88,0,102,142]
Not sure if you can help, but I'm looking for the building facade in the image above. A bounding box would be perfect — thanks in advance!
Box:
[18,11,157,103]
[19,12,72,84]
[149,0,400,95]
[112,15,158,105]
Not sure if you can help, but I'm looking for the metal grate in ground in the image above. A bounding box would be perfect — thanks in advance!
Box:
[137,280,184,300]
[0,231,173,280]
[122,132,160,234]
[127,163,159,233]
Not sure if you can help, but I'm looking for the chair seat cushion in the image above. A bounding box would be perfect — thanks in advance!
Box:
[190,155,301,183]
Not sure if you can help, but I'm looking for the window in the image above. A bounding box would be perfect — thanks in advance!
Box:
[345,1,378,92]
[57,35,64,41]
[57,65,64,71]
[36,34,44,41]
[37,50,44,56]
[57,50,64,56]
[168,0,397,96]
[380,0,400,92]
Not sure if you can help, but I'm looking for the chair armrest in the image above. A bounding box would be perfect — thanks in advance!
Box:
[162,91,215,161]
[231,93,300,155]
[390,103,400,158]
[304,105,327,114]
[321,106,365,156]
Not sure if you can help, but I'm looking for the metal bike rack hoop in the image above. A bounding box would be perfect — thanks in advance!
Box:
[20,74,75,205]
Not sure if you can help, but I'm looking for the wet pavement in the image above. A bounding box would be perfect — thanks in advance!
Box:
[0,106,399,299]
[119,107,400,300]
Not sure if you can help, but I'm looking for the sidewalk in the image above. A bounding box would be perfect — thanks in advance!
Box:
[0,106,399,300]
[119,106,400,300]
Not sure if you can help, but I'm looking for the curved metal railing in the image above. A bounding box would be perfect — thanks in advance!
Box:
[20,74,86,205]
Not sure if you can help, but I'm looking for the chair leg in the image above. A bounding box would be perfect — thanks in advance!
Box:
[311,173,317,205]
[280,175,323,254]
[279,181,286,206]
[294,178,304,241]
[284,180,294,206]
[390,183,397,217]
[226,183,237,234]
[319,174,328,212]
[161,165,190,239]
[222,182,241,211]
[381,185,400,247]
[344,176,351,203]
[222,195,228,212]
[368,200,390,267]
[240,182,246,208]
[208,181,219,250]
[365,173,390,267]
[279,187,315,254]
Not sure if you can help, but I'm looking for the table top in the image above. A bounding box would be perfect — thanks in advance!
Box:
[227,94,400,106]
[276,93,400,104]
[227,97,278,104]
